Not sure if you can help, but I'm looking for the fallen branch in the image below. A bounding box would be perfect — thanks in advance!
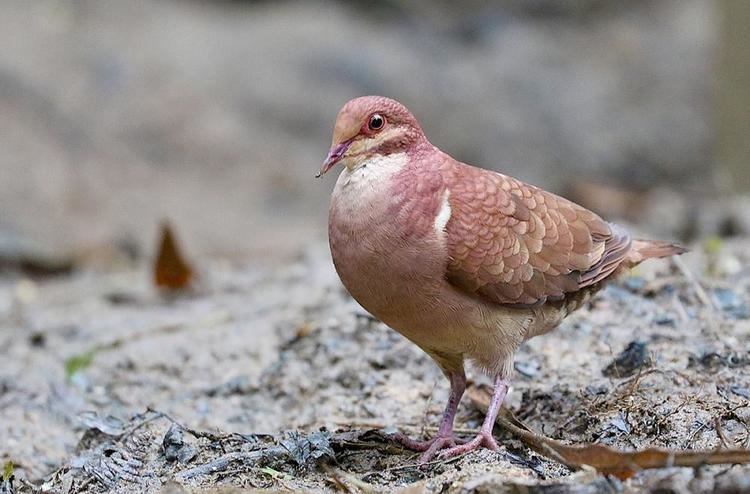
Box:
[175,448,287,481]
[466,384,750,479]
[671,256,714,309]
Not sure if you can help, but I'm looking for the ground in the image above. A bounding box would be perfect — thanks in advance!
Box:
[1,236,749,493]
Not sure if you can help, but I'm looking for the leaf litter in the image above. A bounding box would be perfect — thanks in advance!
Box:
[466,385,750,480]
[153,221,195,293]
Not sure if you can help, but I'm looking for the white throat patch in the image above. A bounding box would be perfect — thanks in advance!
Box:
[335,153,408,189]
[332,153,408,219]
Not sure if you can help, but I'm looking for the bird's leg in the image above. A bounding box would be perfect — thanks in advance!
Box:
[438,374,509,458]
[391,370,466,462]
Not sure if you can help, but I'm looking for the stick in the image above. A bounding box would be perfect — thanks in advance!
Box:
[175,447,287,481]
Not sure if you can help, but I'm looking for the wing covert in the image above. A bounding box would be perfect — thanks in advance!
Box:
[444,168,631,307]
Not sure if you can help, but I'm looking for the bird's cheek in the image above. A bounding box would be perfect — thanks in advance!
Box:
[343,139,380,166]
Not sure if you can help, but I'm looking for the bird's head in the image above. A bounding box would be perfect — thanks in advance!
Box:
[317,96,425,177]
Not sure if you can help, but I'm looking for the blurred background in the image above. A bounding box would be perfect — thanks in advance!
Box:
[0,0,748,267]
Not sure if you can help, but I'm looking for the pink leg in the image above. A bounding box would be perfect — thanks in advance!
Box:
[438,374,509,458]
[391,371,466,462]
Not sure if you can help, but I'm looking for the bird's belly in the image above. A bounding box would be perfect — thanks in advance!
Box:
[330,214,441,324]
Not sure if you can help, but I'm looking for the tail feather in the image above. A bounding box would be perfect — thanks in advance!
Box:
[626,239,689,267]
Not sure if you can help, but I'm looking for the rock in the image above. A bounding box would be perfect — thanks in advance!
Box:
[162,425,197,464]
[713,288,750,320]
[603,341,651,378]
[514,359,541,378]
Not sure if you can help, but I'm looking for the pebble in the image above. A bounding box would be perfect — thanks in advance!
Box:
[713,288,749,319]
[603,341,650,378]
[653,312,676,326]
[514,359,541,378]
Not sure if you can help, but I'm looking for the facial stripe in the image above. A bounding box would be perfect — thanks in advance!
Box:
[344,125,408,162]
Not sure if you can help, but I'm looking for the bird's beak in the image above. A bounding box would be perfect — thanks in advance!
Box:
[316,141,352,178]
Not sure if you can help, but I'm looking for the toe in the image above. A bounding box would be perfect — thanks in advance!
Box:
[390,432,473,460]
[418,437,457,463]
[389,432,432,452]
[438,432,498,458]
[482,433,499,451]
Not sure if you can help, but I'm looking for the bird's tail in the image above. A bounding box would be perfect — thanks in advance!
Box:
[624,239,689,267]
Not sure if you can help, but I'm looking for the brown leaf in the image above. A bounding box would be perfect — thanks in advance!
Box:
[466,384,750,479]
[154,221,193,291]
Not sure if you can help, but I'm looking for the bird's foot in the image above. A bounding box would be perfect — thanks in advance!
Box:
[437,430,498,459]
[389,432,465,463]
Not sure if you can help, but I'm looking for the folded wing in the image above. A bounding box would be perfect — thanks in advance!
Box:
[444,167,631,307]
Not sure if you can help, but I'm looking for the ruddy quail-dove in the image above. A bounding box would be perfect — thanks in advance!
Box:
[318,96,686,462]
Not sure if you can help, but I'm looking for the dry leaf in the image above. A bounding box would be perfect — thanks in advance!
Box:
[466,385,750,480]
[154,221,194,291]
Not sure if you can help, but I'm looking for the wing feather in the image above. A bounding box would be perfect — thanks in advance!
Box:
[445,166,632,307]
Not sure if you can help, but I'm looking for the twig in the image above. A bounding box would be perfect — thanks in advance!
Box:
[671,256,720,338]
[175,447,287,481]
[418,380,438,441]
[73,475,96,493]
[682,420,709,449]
[672,256,714,309]
[671,292,690,324]
[715,417,731,449]
[331,420,477,436]
[361,450,471,480]
[325,466,373,494]
[120,410,165,440]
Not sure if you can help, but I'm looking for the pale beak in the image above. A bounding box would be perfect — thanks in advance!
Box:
[316,141,351,178]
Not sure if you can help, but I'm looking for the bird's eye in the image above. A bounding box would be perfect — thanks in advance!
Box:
[368,113,385,131]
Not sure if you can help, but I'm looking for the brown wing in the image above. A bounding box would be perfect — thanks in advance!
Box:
[444,167,632,307]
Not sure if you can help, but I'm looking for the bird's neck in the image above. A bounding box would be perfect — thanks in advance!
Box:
[330,148,446,243]
[336,152,409,191]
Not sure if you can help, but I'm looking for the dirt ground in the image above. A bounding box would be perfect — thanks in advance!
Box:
[1,235,749,493]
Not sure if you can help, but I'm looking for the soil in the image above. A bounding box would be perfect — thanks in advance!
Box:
[1,239,749,493]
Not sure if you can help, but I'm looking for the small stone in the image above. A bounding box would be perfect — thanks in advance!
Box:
[608,414,631,434]
[514,359,541,378]
[603,341,651,378]
[207,375,252,397]
[653,312,676,326]
[78,412,127,436]
[713,288,749,319]
[14,279,37,304]
[622,276,646,293]
[163,425,196,464]
[584,384,608,396]
[730,386,750,400]
[28,332,46,347]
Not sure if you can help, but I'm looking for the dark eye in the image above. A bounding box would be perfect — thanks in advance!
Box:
[368,113,385,131]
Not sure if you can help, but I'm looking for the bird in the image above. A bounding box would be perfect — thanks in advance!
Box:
[318,96,686,463]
